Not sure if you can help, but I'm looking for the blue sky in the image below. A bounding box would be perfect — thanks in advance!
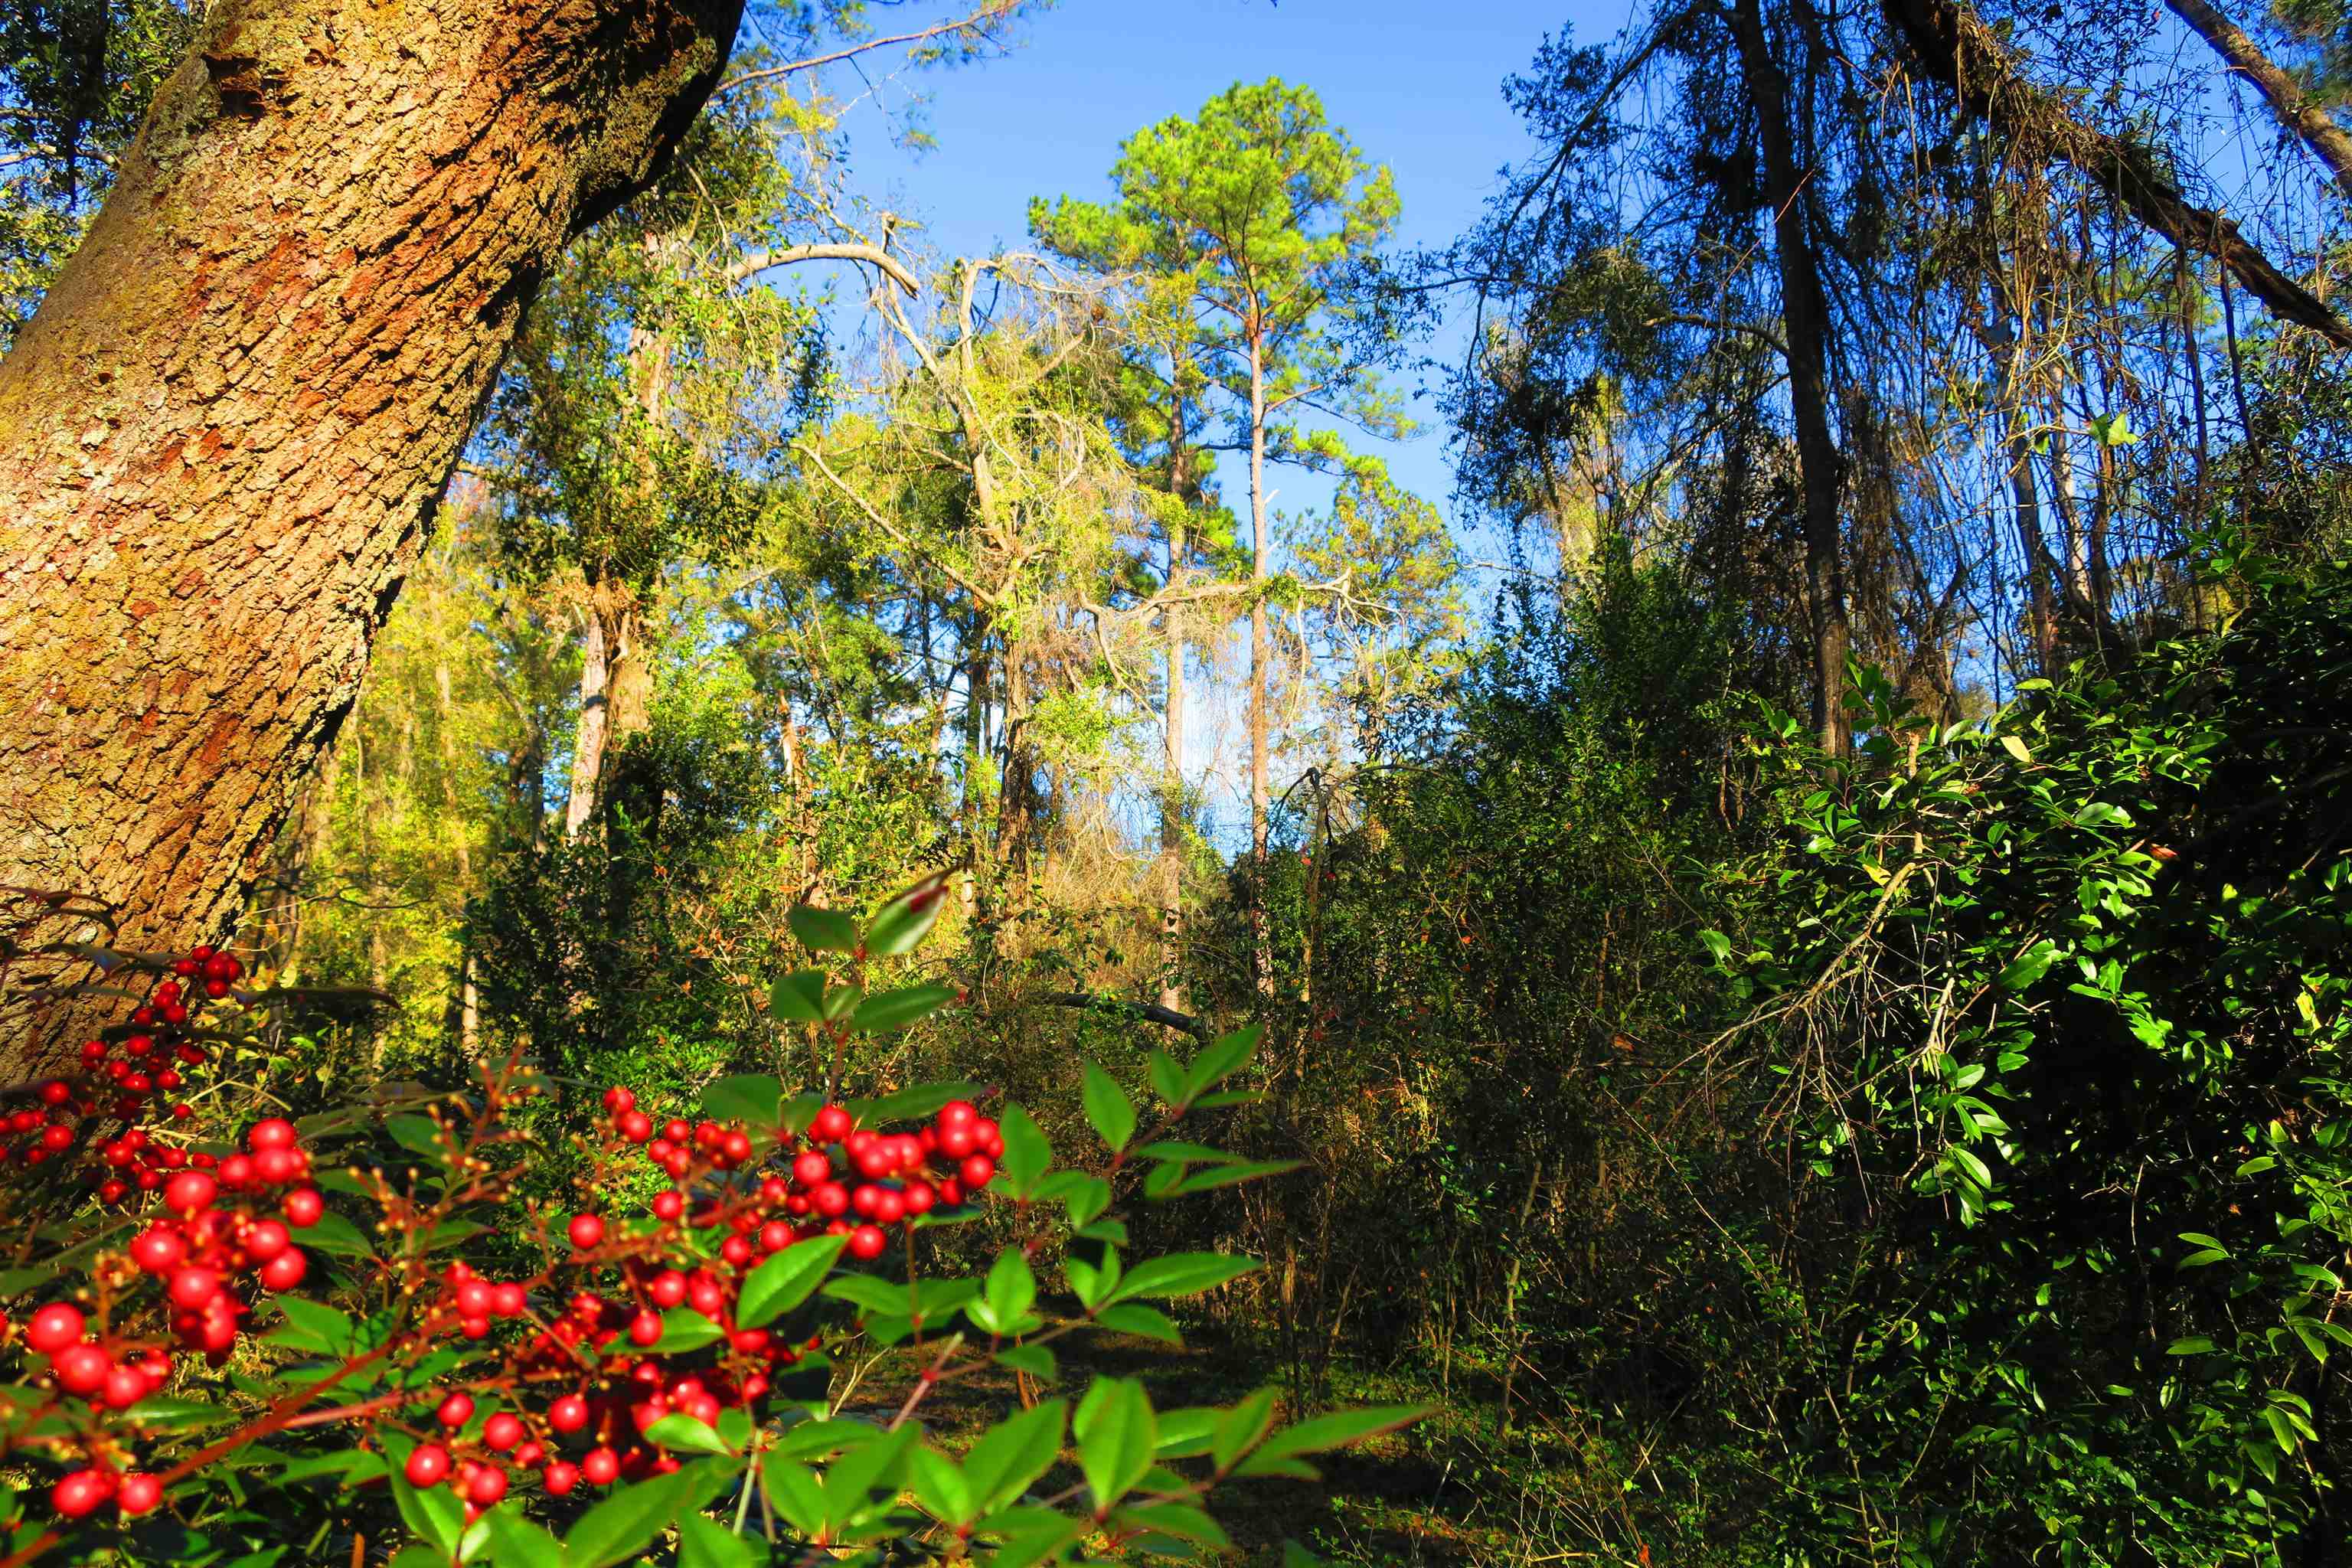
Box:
[812,0,1632,541]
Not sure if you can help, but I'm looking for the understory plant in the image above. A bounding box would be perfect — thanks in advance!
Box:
[0,873,1423,1565]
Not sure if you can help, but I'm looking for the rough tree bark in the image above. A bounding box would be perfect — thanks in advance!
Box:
[1728,0,1854,754]
[0,0,745,1070]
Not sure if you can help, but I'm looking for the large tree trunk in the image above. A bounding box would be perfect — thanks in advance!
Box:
[1729,0,1853,754]
[0,0,743,1069]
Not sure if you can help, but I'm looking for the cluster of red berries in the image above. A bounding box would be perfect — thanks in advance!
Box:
[602,1089,1004,1263]
[379,1089,1004,1517]
[12,1117,323,1519]
[2,946,243,1181]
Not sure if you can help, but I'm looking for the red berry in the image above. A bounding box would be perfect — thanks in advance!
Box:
[629,1309,664,1348]
[567,1214,605,1251]
[247,1119,298,1152]
[467,1465,508,1505]
[936,1099,978,1129]
[652,1190,684,1222]
[50,1469,112,1519]
[649,1272,688,1308]
[483,1413,524,1452]
[721,1130,753,1164]
[542,1460,580,1496]
[27,1302,83,1354]
[243,1220,291,1263]
[603,1086,635,1116]
[102,1364,149,1410]
[163,1171,217,1214]
[547,1394,589,1432]
[117,1474,162,1516]
[811,1105,852,1142]
[491,1283,526,1318]
[36,1080,68,1106]
[847,1224,887,1260]
[437,1391,475,1429]
[663,1119,691,1144]
[959,1155,995,1191]
[580,1448,620,1486]
[168,1266,223,1311]
[617,1110,653,1142]
[282,1188,324,1228]
[405,1445,451,1487]
[53,1342,110,1394]
[258,1250,307,1292]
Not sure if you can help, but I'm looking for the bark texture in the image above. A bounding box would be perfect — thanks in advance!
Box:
[0,0,743,1069]
[1886,0,2352,348]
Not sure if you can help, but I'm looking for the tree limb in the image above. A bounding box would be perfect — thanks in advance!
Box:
[1034,991,1212,1040]
[1885,0,2352,348]
[2166,0,2352,204]
[712,1,1024,102]
[729,242,919,296]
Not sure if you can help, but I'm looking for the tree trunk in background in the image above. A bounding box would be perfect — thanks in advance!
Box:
[0,0,743,1070]
[564,606,612,838]
[1730,0,1853,754]
[1246,331,1274,996]
[1160,518,1187,1016]
[2166,0,2352,204]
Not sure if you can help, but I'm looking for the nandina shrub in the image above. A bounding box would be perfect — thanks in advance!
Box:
[0,874,1421,1565]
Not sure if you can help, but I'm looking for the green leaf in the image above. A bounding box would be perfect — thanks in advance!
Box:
[1111,1252,1256,1302]
[386,1115,446,1162]
[1082,1065,1137,1152]
[1114,1501,1230,1549]
[982,1247,1037,1331]
[1213,1389,1279,1471]
[1147,1050,1185,1106]
[1095,1304,1181,1343]
[737,1233,849,1328]
[1165,1159,1302,1195]
[963,1400,1068,1515]
[564,1465,699,1567]
[643,1413,732,1455]
[1996,941,2058,993]
[268,1298,357,1354]
[1236,1405,1431,1478]
[998,1103,1051,1196]
[648,1308,726,1355]
[2001,734,2034,765]
[481,1508,567,1567]
[787,904,860,954]
[126,1396,234,1431]
[851,982,958,1034]
[910,1446,975,1526]
[995,1344,1058,1379]
[822,1424,914,1535]
[676,1512,756,1568]
[1698,928,1732,963]
[297,1209,374,1259]
[1183,1025,1260,1099]
[391,1470,465,1556]
[1076,1377,1157,1514]
[759,1454,827,1537]
[701,1075,784,1129]
[863,870,955,957]
[769,969,828,1024]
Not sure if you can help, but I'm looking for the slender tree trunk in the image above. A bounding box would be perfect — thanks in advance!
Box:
[1161,518,1187,1016]
[2165,0,2352,204]
[1247,328,1274,997]
[1730,0,1852,753]
[564,601,612,838]
[0,0,743,1070]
